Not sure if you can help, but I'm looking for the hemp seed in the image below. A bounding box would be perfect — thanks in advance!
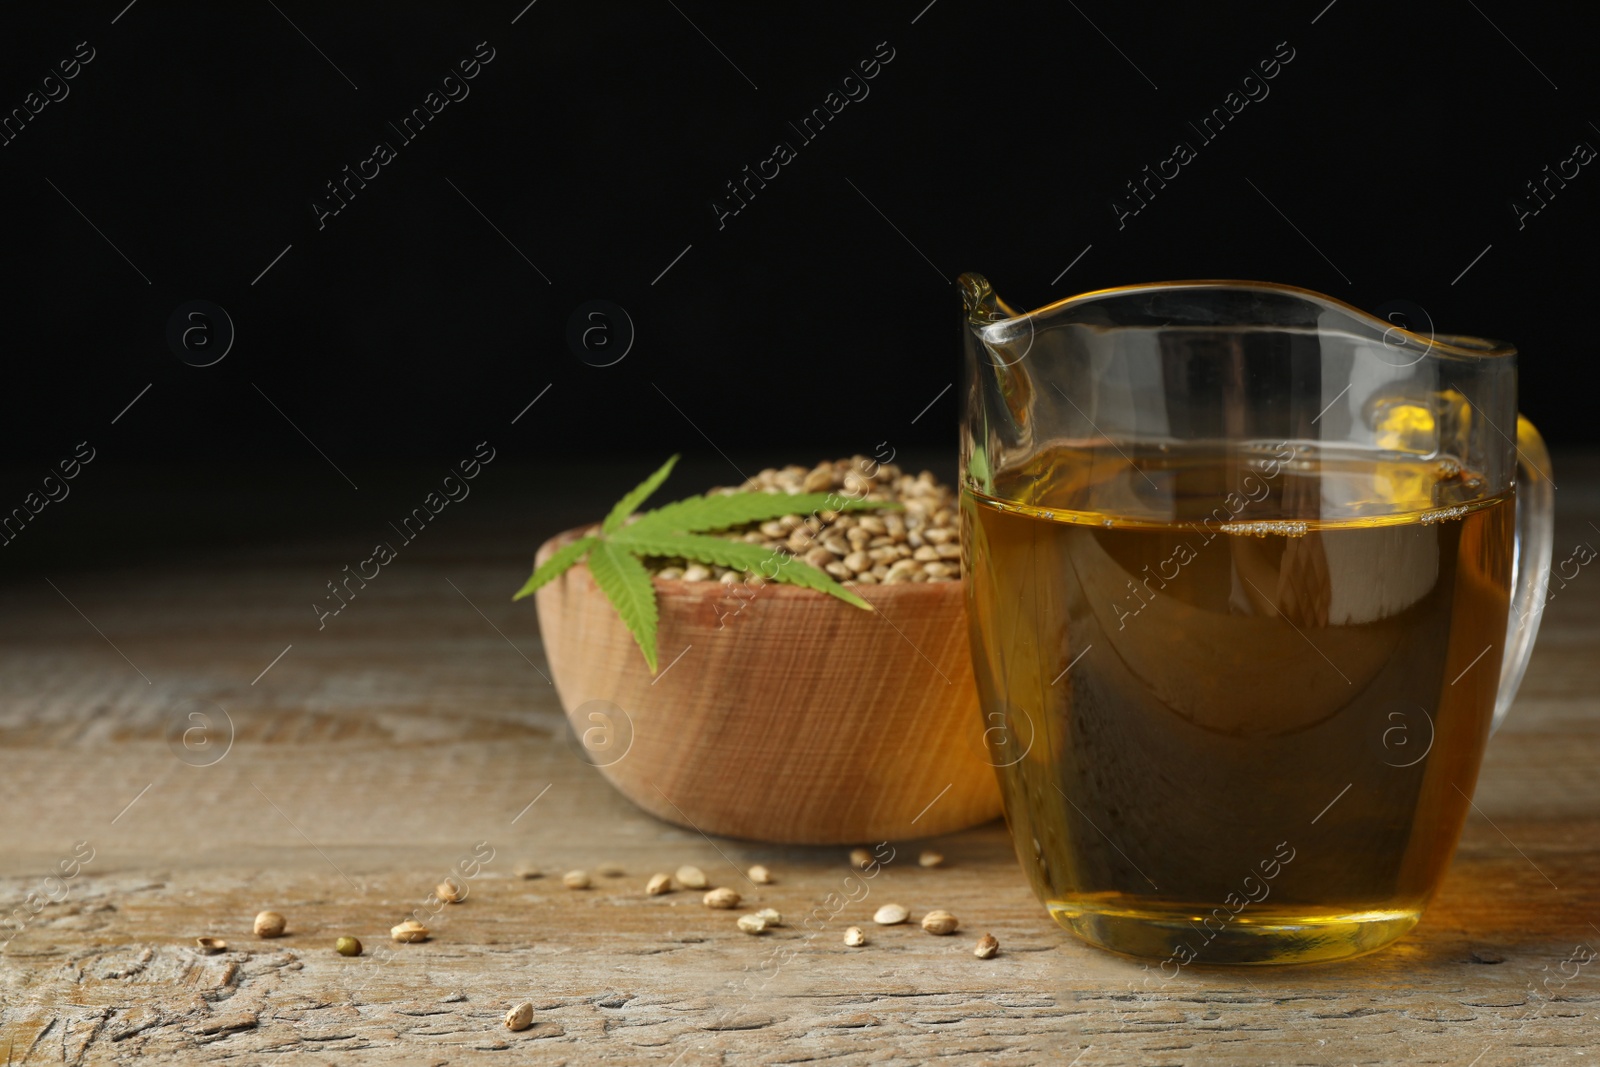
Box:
[974,933,1000,959]
[335,936,363,957]
[849,848,874,870]
[195,937,227,955]
[755,907,783,927]
[514,862,542,880]
[505,1002,534,1032]
[918,850,944,868]
[646,872,673,895]
[436,879,464,903]
[703,887,741,909]
[884,559,922,584]
[675,865,708,889]
[873,903,909,925]
[390,920,429,943]
[844,926,867,947]
[747,864,773,885]
[640,458,963,584]
[253,911,286,938]
[563,870,591,889]
[737,914,769,935]
[921,910,960,935]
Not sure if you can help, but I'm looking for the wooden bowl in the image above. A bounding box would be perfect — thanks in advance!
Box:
[533,529,1003,844]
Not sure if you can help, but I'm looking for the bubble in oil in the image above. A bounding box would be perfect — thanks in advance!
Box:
[1218,520,1310,538]
[1420,505,1470,525]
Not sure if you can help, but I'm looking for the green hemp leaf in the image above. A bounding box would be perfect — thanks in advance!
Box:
[512,455,900,672]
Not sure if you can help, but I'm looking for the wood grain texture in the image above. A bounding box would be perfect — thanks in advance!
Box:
[533,529,1003,844]
[3,460,1599,1066]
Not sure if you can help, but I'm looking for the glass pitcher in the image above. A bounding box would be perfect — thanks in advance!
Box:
[958,274,1554,966]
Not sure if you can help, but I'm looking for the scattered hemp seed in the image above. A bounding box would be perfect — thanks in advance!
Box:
[436,879,464,903]
[335,936,363,957]
[195,937,227,955]
[737,914,769,935]
[921,910,960,935]
[597,862,626,878]
[391,920,430,943]
[253,911,286,938]
[505,1002,534,1032]
[747,864,774,885]
[849,848,873,871]
[919,851,945,868]
[676,865,708,889]
[873,903,909,925]
[974,933,1000,959]
[514,862,542,880]
[563,870,592,890]
[704,887,741,909]
[844,926,867,947]
[755,907,783,928]
[646,873,673,895]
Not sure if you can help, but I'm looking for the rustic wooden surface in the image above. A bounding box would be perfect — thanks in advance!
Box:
[3,458,1599,1066]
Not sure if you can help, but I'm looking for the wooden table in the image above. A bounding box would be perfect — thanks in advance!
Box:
[3,458,1598,1065]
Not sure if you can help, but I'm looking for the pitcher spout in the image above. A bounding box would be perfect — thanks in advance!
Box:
[960,272,1036,494]
[958,271,1014,326]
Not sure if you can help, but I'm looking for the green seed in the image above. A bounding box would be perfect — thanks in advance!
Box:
[335,936,362,957]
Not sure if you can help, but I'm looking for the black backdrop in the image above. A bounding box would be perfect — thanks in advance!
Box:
[3,0,1597,480]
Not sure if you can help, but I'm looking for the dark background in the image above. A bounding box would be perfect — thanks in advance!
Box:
[2,0,1596,567]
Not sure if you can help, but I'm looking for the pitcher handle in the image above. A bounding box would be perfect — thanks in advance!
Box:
[1493,415,1555,734]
